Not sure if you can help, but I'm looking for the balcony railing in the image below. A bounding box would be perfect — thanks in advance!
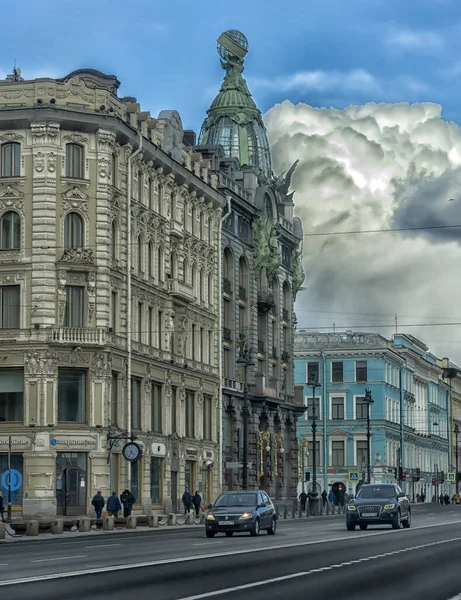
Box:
[239,286,247,301]
[223,278,233,294]
[49,327,107,345]
[271,346,278,359]
[258,340,265,354]
[222,378,244,392]
[223,327,232,342]
[257,292,275,314]
[169,278,194,303]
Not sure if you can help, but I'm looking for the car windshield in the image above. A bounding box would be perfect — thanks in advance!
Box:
[214,493,257,507]
[356,486,396,499]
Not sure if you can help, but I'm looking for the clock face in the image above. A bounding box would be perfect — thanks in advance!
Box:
[122,442,141,462]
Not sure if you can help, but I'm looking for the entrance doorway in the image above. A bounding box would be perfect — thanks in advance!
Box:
[56,453,88,515]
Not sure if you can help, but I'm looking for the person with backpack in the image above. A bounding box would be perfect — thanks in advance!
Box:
[120,489,135,517]
[91,490,105,519]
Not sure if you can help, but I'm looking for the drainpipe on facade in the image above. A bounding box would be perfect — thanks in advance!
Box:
[126,133,143,486]
[218,196,232,493]
[399,362,405,494]
[322,351,328,493]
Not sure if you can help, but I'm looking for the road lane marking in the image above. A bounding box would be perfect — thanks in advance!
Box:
[193,542,223,547]
[31,555,87,563]
[1,519,461,586]
[84,544,121,549]
[173,535,461,600]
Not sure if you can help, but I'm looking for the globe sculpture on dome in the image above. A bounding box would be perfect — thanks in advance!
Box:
[198,30,272,175]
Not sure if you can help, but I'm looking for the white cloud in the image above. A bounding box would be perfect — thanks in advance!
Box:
[385,28,445,53]
[264,100,461,363]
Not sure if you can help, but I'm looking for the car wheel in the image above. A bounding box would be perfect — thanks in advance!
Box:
[206,531,215,538]
[402,510,411,529]
[267,518,276,535]
[346,523,356,531]
[359,524,368,530]
[392,511,401,530]
[250,518,260,537]
[225,531,233,537]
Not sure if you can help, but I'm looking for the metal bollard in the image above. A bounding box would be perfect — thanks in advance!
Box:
[126,515,137,529]
[79,517,91,532]
[0,522,5,540]
[27,520,39,536]
[51,519,64,534]
[103,516,114,530]
[168,513,177,526]
[149,514,159,528]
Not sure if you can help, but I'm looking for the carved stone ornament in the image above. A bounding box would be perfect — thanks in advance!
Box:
[0,131,25,144]
[58,301,66,327]
[47,152,57,173]
[0,186,24,213]
[60,248,94,264]
[145,379,152,393]
[62,133,89,146]
[97,129,116,153]
[58,351,91,367]
[56,77,93,103]
[91,351,112,378]
[88,302,95,324]
[34,152,45,173]
[87,272,96,297]
[25,350,58,376]
[98,156,111,179]
[62,187,89,214]
[31,123,60,147]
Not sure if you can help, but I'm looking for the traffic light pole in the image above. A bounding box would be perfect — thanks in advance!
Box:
[455,424,459,495]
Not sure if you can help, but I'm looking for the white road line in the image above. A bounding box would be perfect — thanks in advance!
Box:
[1,519,460,587]
[0,565,9,567]
[447,595,461,599]
[31,555,87,564]
[174,536,461,600]
[84,544,121,549]
[193,542,223,547]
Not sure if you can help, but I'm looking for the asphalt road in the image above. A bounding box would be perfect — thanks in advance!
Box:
[1,504,461,600]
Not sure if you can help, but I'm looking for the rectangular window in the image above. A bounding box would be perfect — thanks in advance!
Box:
[208,331,213,366]
[355,360,368,382]
[131,378,141,430]
[185,460,196,493]
[148,307,154,347]
[151,383,162,433]
[158,310,163,350]
[110,373,118,425]
[110,454,119,494]
[64,286,84,328]
[111,292,117,333]
[112,154,117,187]
[203,395,212,440]
[357,440,368,468]
[65,144,83,179]
[138,302,143,342]
[307,441,320,466]
[192,325,197,361]
[332,361,344,383]
[171,386,177,434]
[200,328,206,363]
[307,362,320,383]
[356,397,368,420]
[130,460,140,504]
[306,397,320,420]
[58,370,86,423]
[0,285,20,328]
[185,390,195,438]
[332,441,345,467]
[0,369,24,422]
[1,143,20,178]
[138,171,143,202]
[331,397,344,420]
[223,348,230,378]
[151,458,163,504]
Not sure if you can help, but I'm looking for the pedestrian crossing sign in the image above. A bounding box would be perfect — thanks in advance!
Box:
[348,471,359,482]
[447,472,456,482]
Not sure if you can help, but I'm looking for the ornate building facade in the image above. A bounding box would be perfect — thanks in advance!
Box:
[0,68,223,518]
[196,30,305,501]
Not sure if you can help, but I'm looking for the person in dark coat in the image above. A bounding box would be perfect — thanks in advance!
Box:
[120,489,135,518]
[299,491,307,512]
[0,491,4,523]
[182,489,192,514]
[321,490,328,507]
[107,491,122,517]
[192,491,202,517]
[91,491,105,519]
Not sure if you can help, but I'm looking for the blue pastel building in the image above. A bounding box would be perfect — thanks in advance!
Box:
[294,331,451,500]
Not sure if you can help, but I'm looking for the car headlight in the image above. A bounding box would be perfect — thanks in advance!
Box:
[206,513,215,520]
[240,512,252,519]
[383,504,396,510]
[347,505,357,511]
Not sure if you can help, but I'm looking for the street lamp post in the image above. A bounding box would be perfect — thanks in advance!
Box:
[307,374,322,501]
[455,423,460,495]
[299,438,308,493]
[237,347,255,491]
[364,389,374,484]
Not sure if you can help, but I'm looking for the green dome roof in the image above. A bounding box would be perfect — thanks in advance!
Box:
[199,31,272,175]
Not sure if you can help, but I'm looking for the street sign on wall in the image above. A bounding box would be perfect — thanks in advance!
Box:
[447,472,456,482]
[348,471,359,482]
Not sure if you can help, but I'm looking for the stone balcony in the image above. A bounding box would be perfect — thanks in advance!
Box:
[222,378,244,392]
[170,220,184,238]
[49,327,108,345]
[169,278,194,303]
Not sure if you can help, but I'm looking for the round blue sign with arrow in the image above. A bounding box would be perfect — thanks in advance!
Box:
[1,469,23,492]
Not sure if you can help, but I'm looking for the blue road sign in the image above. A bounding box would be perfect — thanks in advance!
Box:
[348,471,359,482]
[1,469,23,492]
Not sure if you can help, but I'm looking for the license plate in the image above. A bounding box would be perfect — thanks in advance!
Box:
[363,512,378,517]
[218,521,234,525]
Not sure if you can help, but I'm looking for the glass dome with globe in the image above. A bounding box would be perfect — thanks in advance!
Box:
[216,30,249,63]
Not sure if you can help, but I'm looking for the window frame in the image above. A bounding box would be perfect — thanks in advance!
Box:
[64,212,84,250]
[355,396,368,420]
[355,360,368,382]
[332,361,344,383]
[203,394,213,440]
[331,440,345,467]
[0,368,24,423]
[150,457,163,505]
[185,390,195,438]
[0,211,21,250]
[131,377,142,430]
[307,361,320,384]
[63,285,84,328]
[1,142,20,178]
[65,143,84,179]
[57,369,87,424]
[331,396,345,420]
[0,284,20,329]
[151,383,163,434]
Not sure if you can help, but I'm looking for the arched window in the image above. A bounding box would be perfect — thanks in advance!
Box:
[64,212,84,249]
[1,143,20,178]
[283,281,291,321]
[111,221,118,259]
[138,235,144,272]
[191,264,197,298]
[158,246,164,281]
[238,256,249,301]
[65,143,84,179]
[170,252,177,279]
[183,258,189,283]
[148,241,154,277]
[0,211,21,249]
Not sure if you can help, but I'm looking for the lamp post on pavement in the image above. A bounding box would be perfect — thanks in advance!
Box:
[237,346,255,491]
[455,423,460,495]
[307,374,322,505]
[364,389,374,484]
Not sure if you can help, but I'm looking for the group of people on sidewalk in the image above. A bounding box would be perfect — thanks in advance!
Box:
[181,489,202,517]
[91,490,135,519]
[299,489,347,512]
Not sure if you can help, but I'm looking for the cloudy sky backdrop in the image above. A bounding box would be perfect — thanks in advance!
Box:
[3,0,461,360]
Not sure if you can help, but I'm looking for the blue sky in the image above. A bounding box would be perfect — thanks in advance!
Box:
[2,0,461,131]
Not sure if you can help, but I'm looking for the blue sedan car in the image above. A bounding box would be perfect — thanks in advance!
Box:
[205,491,277,538]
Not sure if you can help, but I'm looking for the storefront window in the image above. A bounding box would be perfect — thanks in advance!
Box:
[0,369,23,422]
[151,458,162,504]
[130,460,140,504]
[58,370,86,423]
[185,460,196,493]
[0,453,23,506]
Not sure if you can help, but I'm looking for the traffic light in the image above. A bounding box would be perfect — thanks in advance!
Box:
[337,483,345,493]
[398,468,406,482]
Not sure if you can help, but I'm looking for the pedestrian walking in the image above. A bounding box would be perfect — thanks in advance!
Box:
[440,493,444,505]
[0,491,4,523]
[321,490,327,509]
[91,490,105,519]
[328,490,336,508]
[182,488,192,514]
[420,492,425,503]
[299,491,307,512]
[107,491,122,517]
[444,493,450,505]
[192,491,202,517]
[120,489,135,518]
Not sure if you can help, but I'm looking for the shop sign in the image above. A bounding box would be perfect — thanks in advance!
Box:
[0,436,31,449]
[50,437,97,448]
